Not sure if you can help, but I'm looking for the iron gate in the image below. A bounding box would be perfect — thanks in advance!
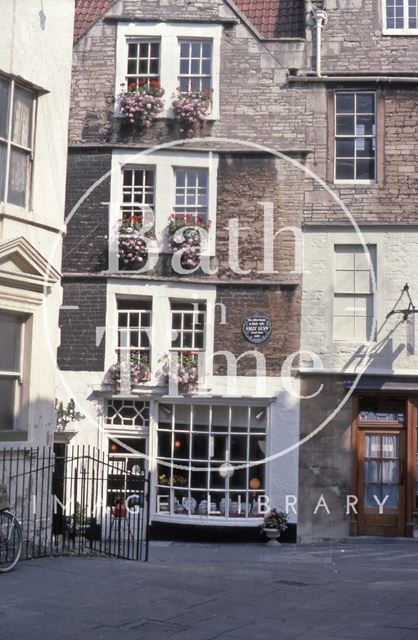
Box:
[0,446,150,562]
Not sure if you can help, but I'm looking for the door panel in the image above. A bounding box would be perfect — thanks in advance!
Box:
[358,428,405,536]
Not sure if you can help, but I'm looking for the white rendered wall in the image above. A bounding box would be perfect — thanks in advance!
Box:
[301,227,418,375]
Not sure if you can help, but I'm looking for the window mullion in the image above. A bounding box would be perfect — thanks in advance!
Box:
[4,79,14,204]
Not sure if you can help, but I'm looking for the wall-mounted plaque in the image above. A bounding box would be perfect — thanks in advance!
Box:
[242,315,272,344]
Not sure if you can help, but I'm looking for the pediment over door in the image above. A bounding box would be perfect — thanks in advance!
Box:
[0,237,61,297]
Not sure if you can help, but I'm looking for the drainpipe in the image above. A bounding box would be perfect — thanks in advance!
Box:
[310,3,328,77]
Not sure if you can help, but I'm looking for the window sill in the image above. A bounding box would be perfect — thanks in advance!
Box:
[382,28,418,36]
[0,431,28,442]
[334,180,377,186]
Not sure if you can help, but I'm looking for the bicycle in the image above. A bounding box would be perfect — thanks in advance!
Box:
[0,486,22,573]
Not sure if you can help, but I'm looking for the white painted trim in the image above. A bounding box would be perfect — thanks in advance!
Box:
[108,149,218,272]
[116,22,222,120]
[105,279,217,387]
[382,0,418,34]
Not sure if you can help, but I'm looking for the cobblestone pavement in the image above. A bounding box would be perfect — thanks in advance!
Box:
[1,540,418,640]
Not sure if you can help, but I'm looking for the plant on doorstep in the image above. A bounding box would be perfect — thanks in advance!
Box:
[167,213,211,271]
[172,88,212,136]
[117,80,165,127]
[108,352,151,393]
[261,508,288,545]
[163,350,200,393]
[118,216,155,270]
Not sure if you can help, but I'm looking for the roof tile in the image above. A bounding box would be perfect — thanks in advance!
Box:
[74,0,305,43]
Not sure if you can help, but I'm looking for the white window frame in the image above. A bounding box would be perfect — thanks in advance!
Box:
[109,150,218,272]
[121,166,155,219]
[0,312,26,431]
[0,75,36,210]
[117,300,152,366]
[333,245,377,343]
[116,22,222,119]
[154,403,268,522]
[334,91,376,185]
[105,283,217,388]
[382,0,418,34]
[170,300,206,358]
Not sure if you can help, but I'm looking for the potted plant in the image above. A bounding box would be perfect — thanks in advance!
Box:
[118,216,155,270]
[167,213,211,271]
[55,398,85,432]
[261,508,288,545]
[163,350,199,393]
[116,80,165,127]
[172,88,212,136]
[108,352,151,392]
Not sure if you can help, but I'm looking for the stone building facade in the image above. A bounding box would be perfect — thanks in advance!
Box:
[59,0,309,540]
[60,0,418,542]
[298,0,418,541]
[0,0,74,447]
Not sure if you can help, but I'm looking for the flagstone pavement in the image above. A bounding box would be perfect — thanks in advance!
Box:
[1,540,418,640]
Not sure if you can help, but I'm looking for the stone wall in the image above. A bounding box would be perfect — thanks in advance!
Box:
[297,375,353,542]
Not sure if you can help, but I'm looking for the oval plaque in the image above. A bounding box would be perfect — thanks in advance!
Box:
[242,315,272,344]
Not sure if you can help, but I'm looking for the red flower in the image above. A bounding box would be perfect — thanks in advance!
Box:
[150,80,160,88]
[138,78,147,86]
[128,82,137,90]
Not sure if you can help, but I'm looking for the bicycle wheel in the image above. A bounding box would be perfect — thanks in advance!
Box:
[0,511,22,573]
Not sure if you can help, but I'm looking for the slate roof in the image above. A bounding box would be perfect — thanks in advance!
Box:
[74,0,305,42]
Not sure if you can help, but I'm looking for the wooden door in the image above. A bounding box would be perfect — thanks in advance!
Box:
[357,428,406,536]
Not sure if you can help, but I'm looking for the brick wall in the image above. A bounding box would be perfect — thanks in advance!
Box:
[64,150,112,272]
[57,279,107,371]
[214,284,300,375]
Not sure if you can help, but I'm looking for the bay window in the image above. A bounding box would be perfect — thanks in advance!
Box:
[156,404,267,519]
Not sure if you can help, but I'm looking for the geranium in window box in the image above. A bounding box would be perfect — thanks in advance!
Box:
[172,88,212,136]
[118,216,155,270]
[167,213,211,271]
[108,353,151,393]
[163,351,200,393]
[116,80,165,127]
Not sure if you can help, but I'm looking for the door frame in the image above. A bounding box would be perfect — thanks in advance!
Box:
[351,394,417,537]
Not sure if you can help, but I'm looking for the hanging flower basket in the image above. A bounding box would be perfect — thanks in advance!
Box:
[167,213,211,271]
[118,216,155,270]
[163,351,199,393]
[172,88,212,136]
[108,353,151,393]
[117,80,165,128]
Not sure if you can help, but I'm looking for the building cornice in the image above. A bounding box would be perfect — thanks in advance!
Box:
[62,272,299,288]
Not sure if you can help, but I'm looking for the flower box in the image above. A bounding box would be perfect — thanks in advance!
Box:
[172,88,212,136]
[118,216,155,270]
[167,213,211,272]
[117,80,165,127]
